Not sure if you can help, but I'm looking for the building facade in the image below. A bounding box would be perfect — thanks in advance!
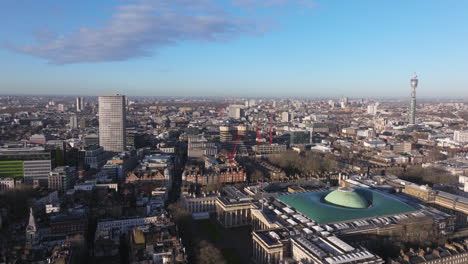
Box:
[453,130,468,143]
[0,148,53,186]
[48,166,77,191]
[98,94,126,153]
[76,97,85,112]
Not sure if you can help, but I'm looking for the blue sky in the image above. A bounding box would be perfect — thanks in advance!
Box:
[1,0,467,97]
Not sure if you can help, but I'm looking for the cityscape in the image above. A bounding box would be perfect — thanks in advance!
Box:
[1,1,468,264]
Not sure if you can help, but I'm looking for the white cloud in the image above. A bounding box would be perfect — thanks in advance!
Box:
[8,0,315,64]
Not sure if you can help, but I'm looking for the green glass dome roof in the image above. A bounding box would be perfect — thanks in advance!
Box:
[324,187,369,209]
[278,187,417,224]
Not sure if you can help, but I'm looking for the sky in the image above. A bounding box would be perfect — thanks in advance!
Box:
[1,0,468,98]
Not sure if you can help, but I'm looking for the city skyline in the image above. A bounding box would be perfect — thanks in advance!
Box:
[2,1,468,262]
[1,0,468,97]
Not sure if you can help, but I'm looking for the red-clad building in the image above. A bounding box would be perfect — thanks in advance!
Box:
[182,165,246,185]
[126,169,166,183]
[49,214,88,235]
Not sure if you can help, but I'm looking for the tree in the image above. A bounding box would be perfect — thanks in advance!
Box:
[250,169,265,181]
[167,201,191,224]
[387,166,457,186]
[197,240,226,264]
[268,150,338,177]
[427,149,446,162]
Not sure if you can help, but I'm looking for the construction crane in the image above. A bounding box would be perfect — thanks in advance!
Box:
[269,113,274,145]
[228,134,241,165]
[256,123,261,145]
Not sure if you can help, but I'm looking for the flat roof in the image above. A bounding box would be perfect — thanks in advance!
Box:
[277,188,417,224]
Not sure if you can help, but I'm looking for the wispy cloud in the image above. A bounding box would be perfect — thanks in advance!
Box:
[232,0,315,9]
[7,0,315,64]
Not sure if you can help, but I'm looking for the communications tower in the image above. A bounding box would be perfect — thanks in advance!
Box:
[408,74,418,124]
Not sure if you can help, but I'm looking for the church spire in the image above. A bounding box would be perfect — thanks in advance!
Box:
[27,208,36,232]
[26,207,37,245]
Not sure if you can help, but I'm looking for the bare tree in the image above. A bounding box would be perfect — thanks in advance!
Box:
[197,240,226,264]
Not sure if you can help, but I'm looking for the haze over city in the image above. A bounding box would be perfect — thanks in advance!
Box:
[1,0,468,97]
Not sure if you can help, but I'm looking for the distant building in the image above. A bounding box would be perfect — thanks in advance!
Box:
[289,131,311,145]
[340,96,349,108]
[127,155,173,188]
[182,165,246,185]
[367,103,379,115]
[76,97,84,112]
[308,122,338,133]
[252,144,287,155]
[83,133,99,146]
[187,135,217,158]
[98,94,126,153]
[48,166,77,191]
[0,147,52,186]
[102,162,124,181]
[219,125,233,142]
[57,104,66,112]
[342,127,358,136]
[29,134,47,144]
[129,224,186,263]
[45,204,60,214]
[69,115,78,129]
[393,141,412,154]
[391,241,468,264]
[96,216,162,233]
[49,212,88,235]
[126,130,146,148]
[0,177,15,191]
[363,140,386,149]
[79,118,86,129]
[228,105,245,119]
[453,130,468,143]
[281,112,290,122]
[84,146,106,169]
[236,125,247,137]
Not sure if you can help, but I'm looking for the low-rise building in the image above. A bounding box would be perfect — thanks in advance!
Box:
[48,166,77,191]
[181,193,218,214]
[252,144,287,155]
[216,186,253,228]
[84,146,107,169]
[129,224,186,263]
[391,241,468,264]
[453,130,468,143]
[0,177,15,191]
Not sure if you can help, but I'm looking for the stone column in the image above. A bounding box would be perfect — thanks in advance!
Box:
[234,210,238,226]
[253,242,257,260]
